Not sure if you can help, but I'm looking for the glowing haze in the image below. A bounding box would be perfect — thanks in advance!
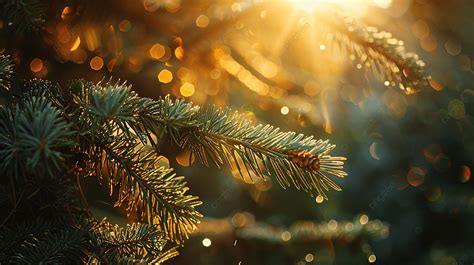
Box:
[284,0,393,12]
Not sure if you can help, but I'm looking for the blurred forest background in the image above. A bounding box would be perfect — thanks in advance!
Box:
[1,0,474,264]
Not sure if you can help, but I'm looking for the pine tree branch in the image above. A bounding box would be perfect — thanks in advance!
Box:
[0,106,21,179]
[62,80,202,243]
[0,55,14,90]
[0,190,24,228]
[0,220,52,261]
[4,78,345,248]
[153,246,180,264]
[144,96,347,200]
[11,229,88,264]
[0,220,88,264]
[0,0,45,33]
[86,137,202,243]
[65,80,346,200]
[91,220,177,263]
[321,13,430,94]
[0,96,74,180]
[4,79,203,244]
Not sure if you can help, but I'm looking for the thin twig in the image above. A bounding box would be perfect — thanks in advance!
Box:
[76,172,89,208]
[0,191,25,228]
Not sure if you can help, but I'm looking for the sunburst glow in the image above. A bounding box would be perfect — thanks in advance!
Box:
[284,0,392,12]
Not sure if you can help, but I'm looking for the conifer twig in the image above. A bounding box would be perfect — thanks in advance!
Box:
[0,0,45,33]
[66,80,347,200]
[0,191,24,228]
[322,14,430,94]
[67,81,203,243]
[142,96,347,200]
[91,220,175,263]
[0,55,14,90]
[86,138,202,243]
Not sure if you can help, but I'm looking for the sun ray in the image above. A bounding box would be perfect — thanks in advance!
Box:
[270,9,301,58]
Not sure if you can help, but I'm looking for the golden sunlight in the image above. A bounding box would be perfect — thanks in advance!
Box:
[284,0,392,12]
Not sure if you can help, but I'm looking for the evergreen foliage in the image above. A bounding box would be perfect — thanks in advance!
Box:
[0,0,45,32]
[90,221,178,264]
[324,14,430,94]
[0,77,346,262]
[0,55,13,90]
[0,0,436,263]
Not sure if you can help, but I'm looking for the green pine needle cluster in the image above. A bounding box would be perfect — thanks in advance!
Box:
[91,221,179,264]
[153,97,347,199]
[0,77,346,262]
[0,219,177,264]
[0,96,74,179]
[322,13,431,94]
[0,0,45,33]
[0,221,88,264]
[70,79,347,200]
[0,55,14,90]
